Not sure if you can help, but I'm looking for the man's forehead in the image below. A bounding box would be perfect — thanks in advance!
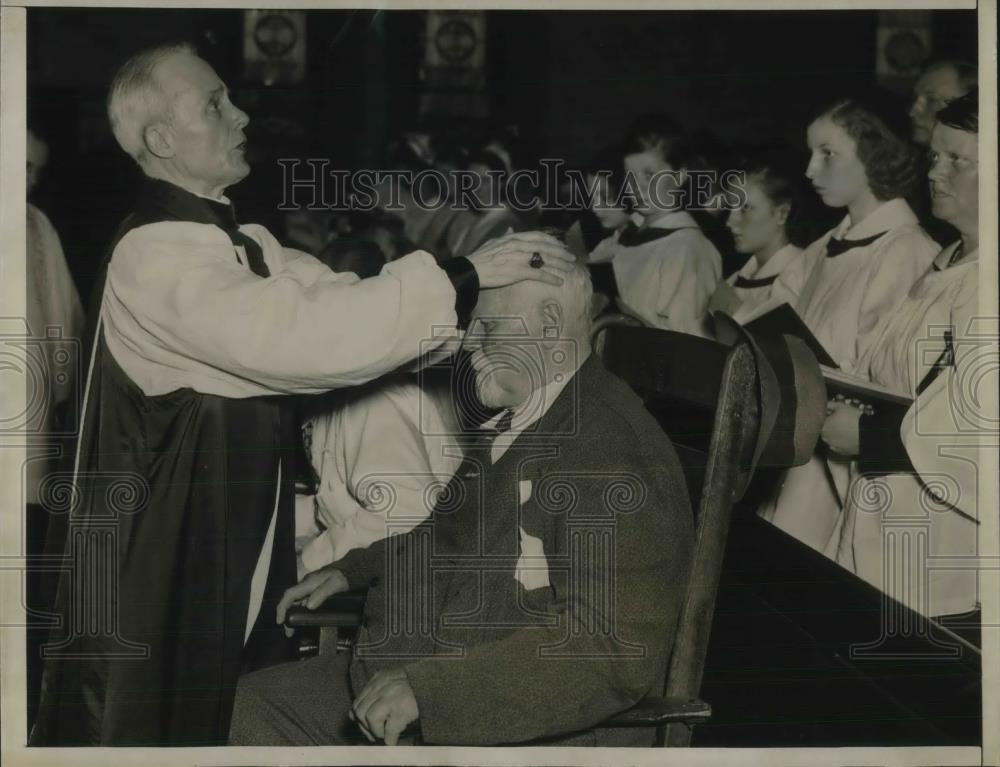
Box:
[932,124,977,154]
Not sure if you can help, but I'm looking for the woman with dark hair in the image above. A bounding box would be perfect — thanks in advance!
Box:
[716,152,806,323]
[447,146,529,258]
[821,91,985,618]
[760,93,940,551]
[562,143,631,262]
[587,114,722,337]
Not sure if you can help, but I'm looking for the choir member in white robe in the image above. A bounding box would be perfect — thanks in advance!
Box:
[296,375,462,576]
[32,43,573,748]
[759,95,939,551]
[588,115,721,337]
[823,93,987,618]
[710,155,805,324]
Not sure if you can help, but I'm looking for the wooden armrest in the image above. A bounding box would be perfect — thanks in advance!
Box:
[284,591,366,629]
[603,696,711,727]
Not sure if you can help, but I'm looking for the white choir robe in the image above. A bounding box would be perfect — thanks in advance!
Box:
[833,243,985,617]
[719,243,804,324]
[296,378,463,574]
[759,198,939,551]
[591,211,722,337]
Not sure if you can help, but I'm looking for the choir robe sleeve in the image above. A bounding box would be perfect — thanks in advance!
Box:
[102,220,468,398]
[653,230,722,336]
[303,383,440,570]
[850,229,939,373]
[900,274,990,522]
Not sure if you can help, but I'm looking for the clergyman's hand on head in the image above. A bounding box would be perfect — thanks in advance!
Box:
[275,566,349,637]
[466,231,575,288]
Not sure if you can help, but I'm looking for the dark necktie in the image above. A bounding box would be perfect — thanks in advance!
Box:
[825,231,887,258]
[734,273,777,289]
[205,198,271,278]
[933,242,965,271]
[459,409,515,475]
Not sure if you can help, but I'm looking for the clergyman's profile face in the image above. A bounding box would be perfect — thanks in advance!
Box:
[153,51,251,197]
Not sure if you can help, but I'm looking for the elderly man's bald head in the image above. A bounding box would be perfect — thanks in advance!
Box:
[473,256,593,342]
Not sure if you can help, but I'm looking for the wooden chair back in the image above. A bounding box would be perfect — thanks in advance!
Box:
[599,324,761,746]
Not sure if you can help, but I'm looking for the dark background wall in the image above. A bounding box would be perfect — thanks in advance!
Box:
[27,8,977,301]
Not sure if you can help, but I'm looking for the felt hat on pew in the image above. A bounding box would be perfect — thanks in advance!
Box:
[712,311,827,483]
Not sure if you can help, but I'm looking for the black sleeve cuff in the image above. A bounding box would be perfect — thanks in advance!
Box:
[857,403,915,476]
[441,257,480,330]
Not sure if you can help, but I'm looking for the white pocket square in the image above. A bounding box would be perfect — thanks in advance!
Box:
[514,526,550,591]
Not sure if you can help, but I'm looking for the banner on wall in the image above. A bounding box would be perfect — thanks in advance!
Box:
[420,10,488,118]
[244,9,307,86]
[876,10,932,93]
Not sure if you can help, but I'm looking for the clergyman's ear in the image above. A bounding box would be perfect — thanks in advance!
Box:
[144,123,174,160]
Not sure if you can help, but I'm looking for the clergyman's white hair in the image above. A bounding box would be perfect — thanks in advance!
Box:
[106,41,196,165]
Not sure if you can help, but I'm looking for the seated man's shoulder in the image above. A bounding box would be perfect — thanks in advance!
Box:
[576,363,677,458]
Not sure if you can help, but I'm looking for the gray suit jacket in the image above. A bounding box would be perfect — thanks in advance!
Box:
[335,354,694,746]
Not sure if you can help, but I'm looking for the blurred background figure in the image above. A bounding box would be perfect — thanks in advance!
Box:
[283,208,335,255]
[319,235,387,279]
[907,59,977,246]
[24,126,85,728]
[563,143,630,261]
[908,59,977,146]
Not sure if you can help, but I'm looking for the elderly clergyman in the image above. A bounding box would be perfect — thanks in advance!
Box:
[31,42,571,747]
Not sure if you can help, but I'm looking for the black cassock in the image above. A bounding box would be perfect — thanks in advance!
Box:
[31,179,297,746]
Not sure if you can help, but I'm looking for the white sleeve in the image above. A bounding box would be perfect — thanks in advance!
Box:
[314,384,439,562]
[854,230,939,366]
[654,234,722,336]
[102,222,459,397]
[900,283,994,522]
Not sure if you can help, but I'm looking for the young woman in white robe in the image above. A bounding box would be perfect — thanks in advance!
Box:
[760,95,940,551]
[821,93,986,619]
[587,114,722,337]
[712,155,806,324]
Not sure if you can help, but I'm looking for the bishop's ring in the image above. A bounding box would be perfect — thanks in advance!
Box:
[529,252,544,268]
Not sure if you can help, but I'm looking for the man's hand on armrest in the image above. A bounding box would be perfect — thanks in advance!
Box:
[276,566,349,637]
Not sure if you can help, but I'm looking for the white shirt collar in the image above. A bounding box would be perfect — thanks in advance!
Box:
[483,357,586,463]
[736,243,803,281]
[835,198,917,240]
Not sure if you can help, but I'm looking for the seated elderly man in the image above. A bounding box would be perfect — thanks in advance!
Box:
[229,260,694,747]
